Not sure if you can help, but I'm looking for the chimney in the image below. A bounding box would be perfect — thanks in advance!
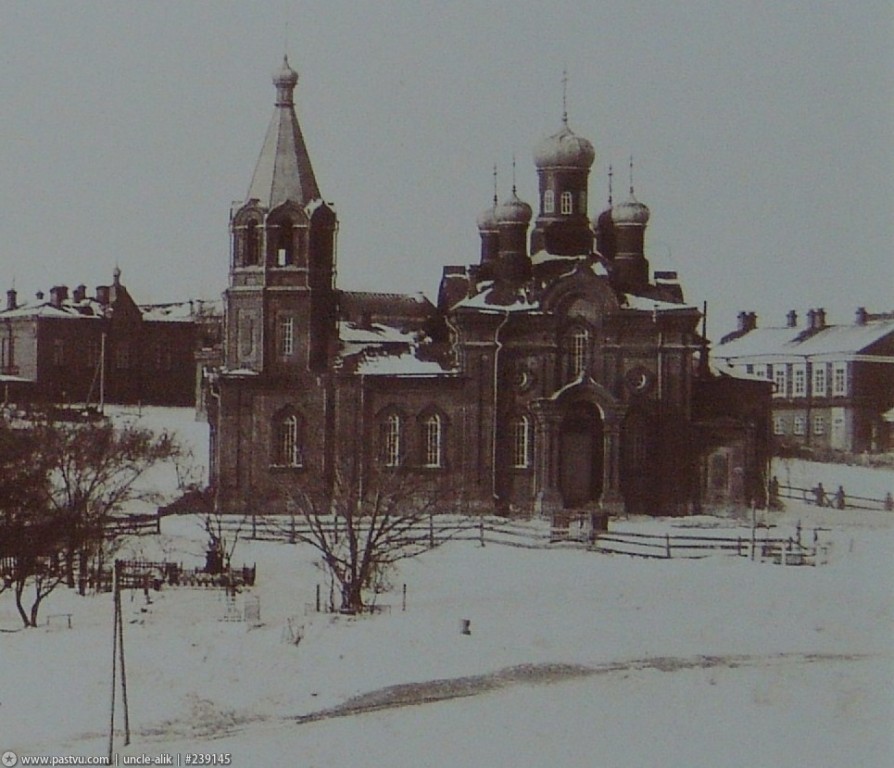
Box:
[6,289,16,311]
[806,308,817,329]
[747,312,757,330]
[49,285,68,308]
[737,311,757,333]
[855,307,868,326]
[73,284,87,303]
[96,285,110,305]
[786,310,797,328]
[35,290,44,301]
[815,307,826,329]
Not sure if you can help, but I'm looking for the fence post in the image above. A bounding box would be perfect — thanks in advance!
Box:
[479,516,485,547]
[402,583,407,612]
[251,514,257,540]
[315,584,321,613]
[665,534,672,559]
[429,513,435,549]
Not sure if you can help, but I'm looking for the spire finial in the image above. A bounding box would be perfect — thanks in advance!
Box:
[511,153,517,194]
[492,164,499,207]
[608,164,614,206]
[561,68,569,126]
[629,155,635,195]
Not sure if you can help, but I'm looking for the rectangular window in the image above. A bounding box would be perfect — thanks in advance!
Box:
[813,415,825,435]
[793,415,805,435]
[85,338,100,369]
[832,363,847,396]
[793,365,806,396]
[52,338,64,366]
[772,365,787,398]
[773,415,786,435]
[813,365,826,397]
[423,415,442,468]
[279,317,294,358]
[513,417,531,469]
[543,190,555,214]
[560,191,573,214]
[382,414,401,467]
[115,342,129,370]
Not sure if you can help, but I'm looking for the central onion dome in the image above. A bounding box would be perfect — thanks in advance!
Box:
[495,190,533,224]
[612,192,650,225]
[533,123,596,169]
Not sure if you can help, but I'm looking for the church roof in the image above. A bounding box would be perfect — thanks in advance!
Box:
[245,56,321,209]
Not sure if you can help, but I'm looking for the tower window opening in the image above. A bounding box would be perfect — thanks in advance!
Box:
[244,221,259,266]
[569,327,589,378]
[276,412,303,467]
[382,413,402,467]
[279,316,294,358]
[512,415,531,468]
[543,189,555,214]
[560,191,573,215]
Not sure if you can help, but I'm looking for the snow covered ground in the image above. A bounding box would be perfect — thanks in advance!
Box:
[1,408,892,767]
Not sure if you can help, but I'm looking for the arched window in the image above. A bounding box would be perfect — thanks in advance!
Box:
[543,189,555,214]
[275,219,294,266]
[579,190,587,214]
[422,413,443,468]
[560,191,573,215]
[512,415,531,469]
[275,411,303,467]
[381,413,402,467]
[244,221,259,266]
[569,327,589,378]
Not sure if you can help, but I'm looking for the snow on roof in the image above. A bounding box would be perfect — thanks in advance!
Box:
[717,319,894,360]
[530,250,587,266]
[452,283,539,313]
[622,294,697,312]
[708,361,770,382]
[140,299,222,323]
[354,350,456,377]
[338,321,418,345]
[0,299,105,320]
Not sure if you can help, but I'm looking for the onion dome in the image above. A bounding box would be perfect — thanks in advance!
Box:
[533,123,596,170]
[612,192,650,225]
[273,55,299,106]
[477,205,499,231]
[495,190,533,224]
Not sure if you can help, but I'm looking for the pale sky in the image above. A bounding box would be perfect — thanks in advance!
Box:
[1,1,891,338]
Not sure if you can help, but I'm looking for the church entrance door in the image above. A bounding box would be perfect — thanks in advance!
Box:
[559,402,604,507]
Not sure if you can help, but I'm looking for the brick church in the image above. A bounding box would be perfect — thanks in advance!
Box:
[209,57,770,520]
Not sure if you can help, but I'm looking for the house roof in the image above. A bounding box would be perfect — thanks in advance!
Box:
[716,319,894,360]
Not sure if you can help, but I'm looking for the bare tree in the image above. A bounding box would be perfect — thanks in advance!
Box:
[0,411,182,626]
[281,465,458,614]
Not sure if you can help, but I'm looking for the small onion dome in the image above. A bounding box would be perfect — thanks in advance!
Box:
[533,124,596,169]
[612,192,650,225]
[273,55,299,88]
[592,206,614,232]
[495,191,533,224]
[477,205,499,231]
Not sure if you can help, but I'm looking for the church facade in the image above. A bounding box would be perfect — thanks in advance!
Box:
[209,59,770,521]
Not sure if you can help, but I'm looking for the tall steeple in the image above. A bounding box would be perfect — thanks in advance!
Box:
[246,55,321,209]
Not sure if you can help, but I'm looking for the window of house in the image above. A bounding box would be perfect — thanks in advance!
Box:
[543,189,555,214]
[793,365,806,396]
[753,364,767,379]
[422,414,443,468]
[793,415,805,436]
[832,363,847,396]
[569,327,589,378]
[813,414,825,435]
[745,364,753,374]
[52,338,64,367]
[560,190,573,214]
[279,317,294,358]
[275,412,302,467]
[813,365,826,397]
[772,365,787,398]
[512,415,531,469]
[579,190,587,213]
[382,413,401,467]
[773,415,786,435]
[275,220,294,266]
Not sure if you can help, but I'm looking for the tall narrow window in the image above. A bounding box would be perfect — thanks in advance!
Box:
[579,190,587,213]
[793,415,805,436]
[569,328,589,378]
[275,220,294,266]
[382,413,401,467]
[279,317,294,358]
[560,190,573,214]
[276,413,302,467]
[813,365,826,397]
[244,221,259,266]
[813,415,826,435]
[512,416,531,469]
[793,365,806,396]
[773,416,786,435]
[115,342,129,370]
[772,365,787,398]
[52,338,65,367]
[543,189,555,214]
[422,414,442,468]
[832,363,847,396]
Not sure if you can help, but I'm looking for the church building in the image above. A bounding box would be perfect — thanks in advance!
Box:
[209,58,770,521]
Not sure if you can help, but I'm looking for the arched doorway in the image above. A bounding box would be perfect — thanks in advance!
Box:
[559,401,604,507]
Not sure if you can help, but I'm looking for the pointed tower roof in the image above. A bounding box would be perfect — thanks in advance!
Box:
[246,56,321,209]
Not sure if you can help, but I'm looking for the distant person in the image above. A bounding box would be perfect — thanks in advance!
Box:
[885,492,893,512]
[768,475,780,508]
[813,482,825,507]
[834,486,846,510]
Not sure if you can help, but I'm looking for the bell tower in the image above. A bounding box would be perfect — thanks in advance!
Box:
[225,56,337,375]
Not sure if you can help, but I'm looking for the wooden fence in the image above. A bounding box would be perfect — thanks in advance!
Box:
[773,483,893,512]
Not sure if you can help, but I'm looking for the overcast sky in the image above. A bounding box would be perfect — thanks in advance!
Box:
[1,1,890,337]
